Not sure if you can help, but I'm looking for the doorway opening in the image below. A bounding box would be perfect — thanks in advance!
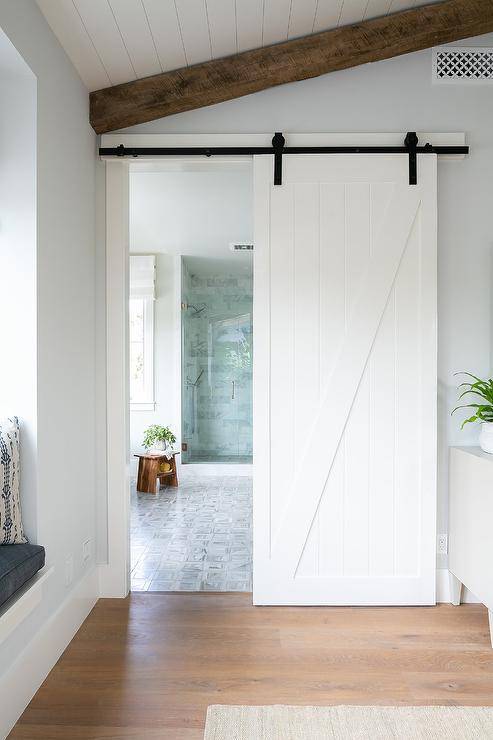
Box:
[129,162,253,593]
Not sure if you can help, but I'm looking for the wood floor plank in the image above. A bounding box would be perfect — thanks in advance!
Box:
[8,594,493,739]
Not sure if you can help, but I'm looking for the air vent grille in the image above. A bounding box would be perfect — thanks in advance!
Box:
[433,47,493,84]
[229,243,254,252]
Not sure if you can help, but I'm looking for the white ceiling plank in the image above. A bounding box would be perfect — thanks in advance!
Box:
[236,0,263,52]
[288,0,318,38]
[262,0,292,46]
[388,0,416,11]
[142,0,187,71]
[108,0,162,78]
[364,0,392,19]
[36,0,110,90]
[74,0,136,85]
[37,0,454,94]
[339,0,369,26]
[313,0,344,32]
[175,0,212,66]
[206,0,237,58]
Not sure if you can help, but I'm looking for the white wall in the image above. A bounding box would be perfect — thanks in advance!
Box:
[120,34,493,568]
[130,169,253,258]
[0,0,98,730]
[0,28,37,541]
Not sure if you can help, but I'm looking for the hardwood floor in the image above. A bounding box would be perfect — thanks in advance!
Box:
[9,594,493,739]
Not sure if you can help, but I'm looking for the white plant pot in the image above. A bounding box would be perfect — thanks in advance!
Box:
[479,422,493,454]
[149,440,166,454]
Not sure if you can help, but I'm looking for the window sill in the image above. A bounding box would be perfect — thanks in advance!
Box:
[0,565,54,645]
[130,402,155,412]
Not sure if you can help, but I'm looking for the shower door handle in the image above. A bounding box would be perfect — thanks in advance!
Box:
[231,380,235,400]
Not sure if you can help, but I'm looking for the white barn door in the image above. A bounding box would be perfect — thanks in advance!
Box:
[253,154,437,605]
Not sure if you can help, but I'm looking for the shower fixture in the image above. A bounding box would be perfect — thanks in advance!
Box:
[186,369,204,388]
[183,302,206,315]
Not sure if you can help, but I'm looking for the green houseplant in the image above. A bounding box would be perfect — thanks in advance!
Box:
[142,425,176,454]
[452,372,493,453]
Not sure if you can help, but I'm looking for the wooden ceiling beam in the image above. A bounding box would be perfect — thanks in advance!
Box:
[90,0,493,134]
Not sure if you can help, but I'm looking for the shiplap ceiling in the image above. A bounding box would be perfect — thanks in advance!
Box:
[37,0,441,92]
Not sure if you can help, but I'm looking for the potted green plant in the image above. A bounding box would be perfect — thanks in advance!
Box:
[142,425,176,455]
[452,372,493,453]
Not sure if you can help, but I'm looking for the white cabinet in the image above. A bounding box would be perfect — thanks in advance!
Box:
[449,446,493,647]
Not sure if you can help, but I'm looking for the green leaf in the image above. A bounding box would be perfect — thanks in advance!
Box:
[461,415,479,429]
[454,371,484,383]
[453,372,493,426]
[458,389,488,401]
[452,403,484,414]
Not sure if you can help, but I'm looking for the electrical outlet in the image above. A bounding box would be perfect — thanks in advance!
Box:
[65,555,74,586]
[82,538,91,564]
[437,533,448,555]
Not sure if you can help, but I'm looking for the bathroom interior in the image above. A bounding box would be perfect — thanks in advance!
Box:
[129,161,253,593]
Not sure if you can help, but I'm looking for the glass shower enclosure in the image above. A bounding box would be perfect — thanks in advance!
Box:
[181,257,253,463]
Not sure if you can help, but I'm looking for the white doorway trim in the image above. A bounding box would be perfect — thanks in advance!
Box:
[100,132,465,599]
[99,160,130,598]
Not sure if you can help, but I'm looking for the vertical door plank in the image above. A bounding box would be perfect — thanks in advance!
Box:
[253,157,272,565]
[269,185,295,545]
[343,183,371,576]
[318,184,346,577]
[294,184,320,577]
[369,294,396,575]
[368,182,397,576]
[394,217,421,576]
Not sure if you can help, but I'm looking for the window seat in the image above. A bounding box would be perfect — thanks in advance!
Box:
[0,544,45,609]
[0,546,52,646]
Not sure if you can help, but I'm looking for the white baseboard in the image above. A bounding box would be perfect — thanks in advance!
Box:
[182,463,253,476]
[0,567,99,739]
[98,561,129,598]
[436,568,481,604]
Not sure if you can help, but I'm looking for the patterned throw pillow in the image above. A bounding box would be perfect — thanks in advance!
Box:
[0,417,27,544]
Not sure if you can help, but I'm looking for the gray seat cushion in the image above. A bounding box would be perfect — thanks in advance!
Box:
[0,544,45,608]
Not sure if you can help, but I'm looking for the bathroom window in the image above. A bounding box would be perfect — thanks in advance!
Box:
[129,295,154,410]
[129,255,156,411]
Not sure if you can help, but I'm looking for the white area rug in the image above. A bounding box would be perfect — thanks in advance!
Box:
[204,705,493,739]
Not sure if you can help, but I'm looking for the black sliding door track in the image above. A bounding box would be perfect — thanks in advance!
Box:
[99,132,469,186]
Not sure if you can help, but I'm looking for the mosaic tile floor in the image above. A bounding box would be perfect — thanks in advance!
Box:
[130,469,252,592]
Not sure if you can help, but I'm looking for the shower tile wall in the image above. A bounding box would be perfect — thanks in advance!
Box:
[182,258,253,463]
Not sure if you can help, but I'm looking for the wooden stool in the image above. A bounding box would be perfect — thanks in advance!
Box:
[134,452,179,494]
